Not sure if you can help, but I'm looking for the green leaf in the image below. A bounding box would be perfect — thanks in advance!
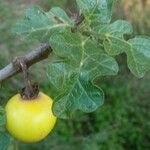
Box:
[94,20,133,38]
[49,32,82,66]
[48,62,104,119]
[0,131,11,150]
[104,37,130,55]
[48,32,119,118]
[47,62,78,99]
[53,75,104,119]
[0,106,6,128]
[49,32,119,76]
[12,6,73,42]
[76,0,114,24]
[127,37,150,77]
[50,7,73,24]
[92,20,133,55]
[103,36,150,77]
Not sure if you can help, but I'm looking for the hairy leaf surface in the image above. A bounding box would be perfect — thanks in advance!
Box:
[127,37,150,77]
[47,32,118,118]
[91,20,150,77]
[76,0,114,24]
[93,20,133,55]
[104,37,150,77]
[12,6,73,42]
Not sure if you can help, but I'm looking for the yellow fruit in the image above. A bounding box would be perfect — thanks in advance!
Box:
[5,92,57,143]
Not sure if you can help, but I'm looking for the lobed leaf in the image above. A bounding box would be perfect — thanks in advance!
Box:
[94,20,133,38]
[91,20,150,77]
[104,36,150,77]
[53,75,104,119]
[12,6,73,42]
[127,37,150,77]
[48,32,119,118]
[76,0,114,24]
[104,37,130,55]
[11,1,150,120]
[91,20,133,55]
[103,36,150,77]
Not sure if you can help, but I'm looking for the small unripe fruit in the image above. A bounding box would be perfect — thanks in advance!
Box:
[5,92,57,143]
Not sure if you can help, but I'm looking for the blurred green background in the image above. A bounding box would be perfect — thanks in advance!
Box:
[0,0,150,150]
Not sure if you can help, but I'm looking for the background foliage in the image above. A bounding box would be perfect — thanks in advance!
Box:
[0,0,150,150]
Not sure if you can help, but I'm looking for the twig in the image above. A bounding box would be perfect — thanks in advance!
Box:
[0,14,84,83]
[0,44,52,83]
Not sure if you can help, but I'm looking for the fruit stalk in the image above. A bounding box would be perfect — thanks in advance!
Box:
[13,57,38,99]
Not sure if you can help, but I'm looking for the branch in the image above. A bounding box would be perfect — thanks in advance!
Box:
[0,44,52,83]
[0,14,84,83]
